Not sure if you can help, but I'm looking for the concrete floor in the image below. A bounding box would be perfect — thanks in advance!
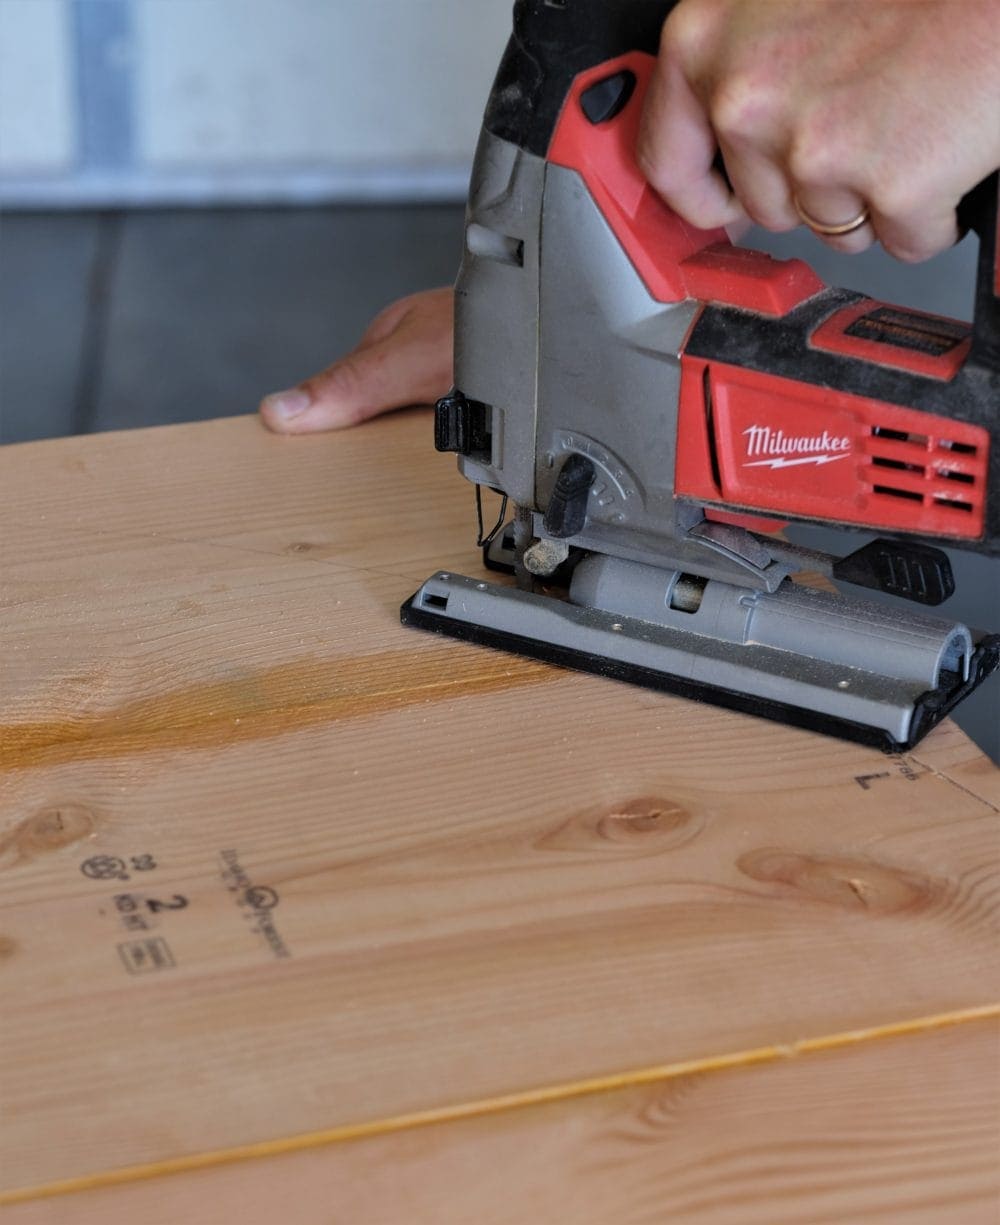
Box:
[1,207,995,758]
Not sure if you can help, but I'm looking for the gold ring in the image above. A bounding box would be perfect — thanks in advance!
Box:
[793,197,871,236]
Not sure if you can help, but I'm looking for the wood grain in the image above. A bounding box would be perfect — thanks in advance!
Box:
[7,1020,998,1225]
[1,412,998,1218]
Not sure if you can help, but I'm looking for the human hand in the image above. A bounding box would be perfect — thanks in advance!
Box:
[259,287,454,433]
[637,0,1000,261]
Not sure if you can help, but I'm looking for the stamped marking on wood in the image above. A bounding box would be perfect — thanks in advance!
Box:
[851,749,1000,812]
[853,754,927,792]
[73,852,193,969]
[108,891,190,935]
[887,754,925,783]
[80,852,158,883]
[854,771,892,790]
[118,938,176,976]
[220,850,291,960]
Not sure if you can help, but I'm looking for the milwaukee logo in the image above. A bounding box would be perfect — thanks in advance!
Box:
[742,424,851,469]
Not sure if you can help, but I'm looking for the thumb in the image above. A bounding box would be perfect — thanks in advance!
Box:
[260,288,454,434]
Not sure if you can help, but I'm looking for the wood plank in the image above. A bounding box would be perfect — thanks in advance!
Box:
[1,413,998,1211]
[6,1020,998,1224]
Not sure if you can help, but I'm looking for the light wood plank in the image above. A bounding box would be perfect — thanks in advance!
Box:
[7,1021,998,1224]
[1,414,997,1209]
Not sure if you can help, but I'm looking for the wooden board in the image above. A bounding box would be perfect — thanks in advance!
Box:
[8,1019,998,1225]
[1,412,998,1221]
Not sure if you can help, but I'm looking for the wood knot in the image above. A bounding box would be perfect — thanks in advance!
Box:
[0,936,17,961]
[538,796,701,857]
[597,798,692,843]
[634,1077,701,1132]
[0,803,97,868]
[286,541,321,554]
[737,848,938,915]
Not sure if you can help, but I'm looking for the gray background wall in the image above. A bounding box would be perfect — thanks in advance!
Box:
[0,0,510,207]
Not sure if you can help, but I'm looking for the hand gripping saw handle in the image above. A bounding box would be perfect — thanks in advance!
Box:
[493,0,1000,554]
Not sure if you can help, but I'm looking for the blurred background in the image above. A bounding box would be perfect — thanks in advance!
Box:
[0,0,995,757]
[0,0,508,439]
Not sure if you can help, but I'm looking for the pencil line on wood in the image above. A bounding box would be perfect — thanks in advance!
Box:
[907,754,1000,814]
[3,1001,997,1208]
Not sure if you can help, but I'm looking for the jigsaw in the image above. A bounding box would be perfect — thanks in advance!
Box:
[402,0,1000,750]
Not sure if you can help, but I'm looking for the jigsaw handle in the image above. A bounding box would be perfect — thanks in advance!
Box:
[495,0,999,366]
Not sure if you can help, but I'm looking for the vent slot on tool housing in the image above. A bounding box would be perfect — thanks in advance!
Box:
[467,224,525,268]
[866,421,986,532]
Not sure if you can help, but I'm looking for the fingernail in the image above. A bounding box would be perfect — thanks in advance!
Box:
[263,389,311,420]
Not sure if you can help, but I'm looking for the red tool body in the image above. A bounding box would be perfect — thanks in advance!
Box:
[550,50,994,547]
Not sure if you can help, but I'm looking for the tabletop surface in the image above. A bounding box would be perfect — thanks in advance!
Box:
[1,412,998,1223]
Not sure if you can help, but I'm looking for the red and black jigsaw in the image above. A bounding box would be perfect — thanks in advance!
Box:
[403,0,1000,750]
